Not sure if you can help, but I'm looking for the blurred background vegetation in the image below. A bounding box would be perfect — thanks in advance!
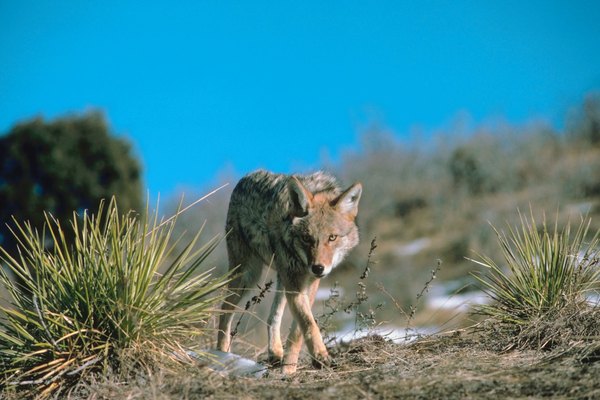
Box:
[1,93,599,337]
[162,92,600,336]
[0,112,143,289]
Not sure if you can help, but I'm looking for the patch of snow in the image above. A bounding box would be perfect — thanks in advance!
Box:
[587,293,600,306]
[395,238,431,257]
[187,349,267,378]
[331,323,437,344]
[427,291,490,312]
[315,286,345,301]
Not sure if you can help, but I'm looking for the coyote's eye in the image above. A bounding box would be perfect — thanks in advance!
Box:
[301,235,314,246]
[328,234,338,242]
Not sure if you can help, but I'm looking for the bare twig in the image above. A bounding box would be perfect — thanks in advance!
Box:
[145,183,229,237]
[230,280,274,341]
[405,259,442,340]
[360,237,378,279]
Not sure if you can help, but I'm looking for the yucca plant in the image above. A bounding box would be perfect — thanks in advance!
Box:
[471,212,600,325]
[0,196,229,398]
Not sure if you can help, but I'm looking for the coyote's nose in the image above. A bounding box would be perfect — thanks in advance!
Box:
[311,264,325,277]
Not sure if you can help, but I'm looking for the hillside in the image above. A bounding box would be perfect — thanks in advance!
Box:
[167,94,600,336]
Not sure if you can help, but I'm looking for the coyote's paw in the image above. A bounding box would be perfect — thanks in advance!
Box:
[311,352,333,369]
[281,362,298,374]
[267,353,283,368]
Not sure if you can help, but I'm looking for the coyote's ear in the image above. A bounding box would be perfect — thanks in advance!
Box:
[334,182,362,218]
[288,176,313,217]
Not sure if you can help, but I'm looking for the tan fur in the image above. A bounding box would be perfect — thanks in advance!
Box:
[216,170,362,373]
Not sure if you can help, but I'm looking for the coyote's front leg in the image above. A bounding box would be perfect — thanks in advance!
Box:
[267,279,287,365]
[282,279,330,374]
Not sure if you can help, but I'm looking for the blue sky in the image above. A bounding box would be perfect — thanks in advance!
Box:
[1,1,599,198]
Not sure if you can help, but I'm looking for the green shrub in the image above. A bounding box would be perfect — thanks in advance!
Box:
[472,212,600,325]
[0,198,229,398]
[0,112,143,261]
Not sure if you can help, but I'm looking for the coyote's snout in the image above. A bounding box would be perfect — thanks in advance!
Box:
[217,170,362,373]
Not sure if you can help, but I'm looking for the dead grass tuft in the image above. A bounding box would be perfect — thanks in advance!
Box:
[474,302,600,362]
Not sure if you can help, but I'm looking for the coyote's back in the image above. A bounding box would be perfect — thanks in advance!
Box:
[217,170,362,374]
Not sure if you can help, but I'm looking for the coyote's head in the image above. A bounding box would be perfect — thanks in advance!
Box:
[287,177,362,278]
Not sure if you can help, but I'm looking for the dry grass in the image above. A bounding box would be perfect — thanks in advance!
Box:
[47,327,600,400]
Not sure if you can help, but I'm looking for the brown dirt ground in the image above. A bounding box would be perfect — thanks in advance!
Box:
[75,331,600,400]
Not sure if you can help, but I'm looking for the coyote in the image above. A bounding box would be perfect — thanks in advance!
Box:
[217,170,362,373]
